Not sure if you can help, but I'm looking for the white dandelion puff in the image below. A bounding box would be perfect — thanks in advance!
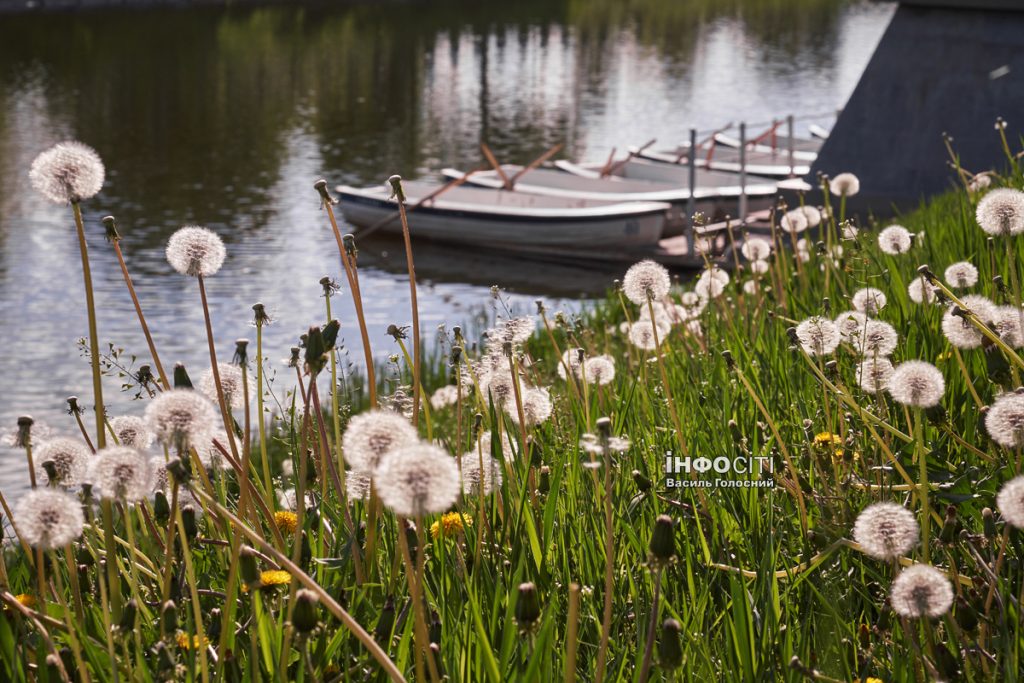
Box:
[992,306,1024,347]
[888,361,945,408]
[628,320,665,351]
[622,260,672,305]
[742,280,760,295]
[748,259,770,275]
[584,355,616,386]
[29,141,105,204]
[852,288,887,316]
[484,316,536,353]
[944,261,979,289]
[996,475,1024,528]
[166,226,226,277]
[345,469,372,502]
[907,276,937,304]
[694,275,725,299]
[110,416,154,450]
[199,363,246,410]
[795,317,840,356]
[835,311,868,342]
[458,450,503,496]
[341,410,420,473]
[853,503,919,560]
[34,437,91,487]
[878,225,912,255]
[374,443,461,517]
[430,385,460,411]
[195,430,231,471]
[13,489,85,549]
[779,210,808,235]
[557,348,585,381]
[678,291,706,319]
[890,564,954,618]
[277,488,315,511]
[986,393,1024,449]
[476,431,516,463]
[740,238,772,262]
[856,357,895,393]
[510,387,553,426]
[941,304,986,349]
[89,447,154,503]
[853,320,899,357]
[829,172,860,197]
[798,205,822,228]
[144,389,218,452]
[976,188,1024,236]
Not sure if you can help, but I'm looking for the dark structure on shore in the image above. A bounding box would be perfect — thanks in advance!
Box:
[811,0,1024,209]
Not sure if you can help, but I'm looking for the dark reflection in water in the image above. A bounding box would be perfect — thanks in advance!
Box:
[0,0,893,489]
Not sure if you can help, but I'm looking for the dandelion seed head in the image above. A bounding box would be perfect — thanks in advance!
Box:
[852,288,887,316]
[145,389,218,452]
[13,489,85,549]
[342,410,419,473]
[199,363,245,410]
[110,416,154,450]
[694,276,725,299]
[29,141,105,204]
[907,276,937,304]
[511,387,553,426]
[780,210,808,234]
[430,385,459,411]
[890,564,954,618]
[557,348,584,380]
[878,225,912,255]
[195,430,231,471]
[944,261,979,289]
[374,443,461,517]
[277,488,315,511]
[458,450,503,496]
[992,306,1024,347]
[89,446,153,503]
[678,291,706,319]
[795,316,840,356]
[345,469,371,501]
[976,188,1024,236]
[798,205,822,228]
[622,260,671,305]
[960,294,998,323]
[748,259,770,275]
[835,311,868,342]
[477,431,516,463]
[853,320,899,357]
[996,475,1024,528]
[888,360,945,408]
[484,316,536,353]
[853,503,919,560]
[628,320,665,351]
[166,226,226,277]
[740,238,772,262]
[830,172,860,197]
[986,393,1024,449]
[584,355,616,386]
[34,437,91,487]
[942,304,985,349]
[856,357,894,393]
[743,280,760,295]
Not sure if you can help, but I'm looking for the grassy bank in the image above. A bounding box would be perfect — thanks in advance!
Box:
[3,136,1024,682]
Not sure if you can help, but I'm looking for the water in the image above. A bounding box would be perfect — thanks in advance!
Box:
[0,0,894,491]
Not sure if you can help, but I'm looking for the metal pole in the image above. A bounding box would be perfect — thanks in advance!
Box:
[686,128,697,253]
[787,114,795,177]
[739,122,747,224]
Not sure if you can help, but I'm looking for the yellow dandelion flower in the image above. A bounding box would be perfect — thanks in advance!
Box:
[274,510,299,534]
[854,678,883,683]
[175,632,209,650]
[261,569,292,586]
[15,594,35,608]
[431,512,471,539]
[813,432,841,448]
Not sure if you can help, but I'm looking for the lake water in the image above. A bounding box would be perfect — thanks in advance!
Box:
[0,0,894,491]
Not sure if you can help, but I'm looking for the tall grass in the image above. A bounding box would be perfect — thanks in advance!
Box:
[2,136,1024,683]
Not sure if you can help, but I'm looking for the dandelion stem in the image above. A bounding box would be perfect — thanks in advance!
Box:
[564,582,580,683]
[637,567,663,683]
[394,184,423,427]
[110,236,169,389]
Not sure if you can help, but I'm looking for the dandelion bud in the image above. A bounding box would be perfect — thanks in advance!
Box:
[658,618,684,670]
[240,546,260,587]
[161,600,178,634]
[208,608,222,641]
[155,642,174,672]
[292,589,320,633]
[99,215,121,242]
[375,597,396,643]
[955,595,979,632]
[632,469,652,492]
[514,582,541,626]
[166,458,191,486]
[232,339,249,366]
[649,514,676,563]
[982,507,997,538]
[153,490,170,524]
[287,347,300,368]
[119,599,138,632]
[181,506,198,539]
[252,303,271,327]
[343,233,357,256]
[596,417,612,438]
[939,505,958,544]
[387,174,406,202]
[304,325,329,376]
[404,520,419,565]
[538,465,551,494]
[45,655,61,678]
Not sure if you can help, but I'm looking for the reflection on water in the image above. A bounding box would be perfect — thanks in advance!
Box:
[0,0,894,490]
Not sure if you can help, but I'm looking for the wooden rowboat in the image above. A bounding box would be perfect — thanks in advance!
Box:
[711,131,823,160]
[635,143,811,177]
[336,180,671,249]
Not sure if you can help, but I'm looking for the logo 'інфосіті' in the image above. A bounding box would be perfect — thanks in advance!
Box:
[664,454,775,489]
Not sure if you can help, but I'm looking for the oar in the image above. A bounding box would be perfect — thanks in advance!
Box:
[604,138,656,178]
[597,147,618,177]
[508,142,564,187]
[355,166,487,239]
[481,143,513,190]
[673,122,733,164]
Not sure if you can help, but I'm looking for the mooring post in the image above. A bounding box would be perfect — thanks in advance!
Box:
[739,122,748,224]
[787,114,795,177]
[686,127,697,253]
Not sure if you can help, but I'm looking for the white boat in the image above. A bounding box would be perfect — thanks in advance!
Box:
[809,124,830,140]
[336,180,671,249]
[635,143,811,177]
[711,131,822,160]
[442,163,775,230]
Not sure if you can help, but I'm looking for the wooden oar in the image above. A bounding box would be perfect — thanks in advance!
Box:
[509,143,564,187]
[480,143,512,190]
[597,147,617,178]
[355,166,487,239]
[672,122,733,164]
[604,138,656,178]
